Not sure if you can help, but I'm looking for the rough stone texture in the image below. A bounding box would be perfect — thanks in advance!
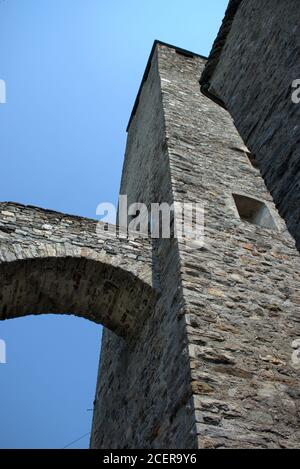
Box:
[1,41,300,449]
[0,202,155,337]
[91,45,197,449]
[91,43,300,449]
[160,45,300,449]
[201,0,300,251]
[200,0,242,105]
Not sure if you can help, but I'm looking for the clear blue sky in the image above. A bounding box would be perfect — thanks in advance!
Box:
[0,0,228,449]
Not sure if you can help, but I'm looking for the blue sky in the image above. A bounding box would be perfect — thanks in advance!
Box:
[0,0,228,449]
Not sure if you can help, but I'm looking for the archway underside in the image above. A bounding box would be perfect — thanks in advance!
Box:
[0,257,155,337]
[0,202,156,337]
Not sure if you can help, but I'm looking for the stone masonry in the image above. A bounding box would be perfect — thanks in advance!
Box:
[1,41,300,449]
[200,0,300,250]
[0,202,155,337]
[91,42,300,448]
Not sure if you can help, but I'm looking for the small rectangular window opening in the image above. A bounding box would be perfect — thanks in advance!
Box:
[232,194,277,230]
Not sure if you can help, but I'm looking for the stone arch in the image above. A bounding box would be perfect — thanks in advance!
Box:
[0,202,156,337]
[0,256,156,337]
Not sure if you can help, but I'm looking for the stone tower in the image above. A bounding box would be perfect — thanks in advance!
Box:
[90,42,300,449]
[1,41,300,449]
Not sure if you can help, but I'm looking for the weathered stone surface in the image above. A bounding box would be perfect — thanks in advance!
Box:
[1,40,300,449]
[91,44,197,449]
[0,202,155,337]
[91,42,300,449]
[201,0,300,250]
[159,43,300,449]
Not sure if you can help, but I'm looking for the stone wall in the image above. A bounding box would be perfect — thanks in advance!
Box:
[160,44,300,449]
[0,202,154,337]
[201,0,300,250]
[91,45,198,449]
[91,42,300,448]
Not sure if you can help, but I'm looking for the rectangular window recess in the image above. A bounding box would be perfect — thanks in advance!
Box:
[232,194,278,230]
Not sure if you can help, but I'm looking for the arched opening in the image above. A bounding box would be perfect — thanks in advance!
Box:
[0,256,156,338]
[0,255,156,448]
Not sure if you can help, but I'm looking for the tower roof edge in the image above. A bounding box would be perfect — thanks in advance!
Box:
[126,40,207,132]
